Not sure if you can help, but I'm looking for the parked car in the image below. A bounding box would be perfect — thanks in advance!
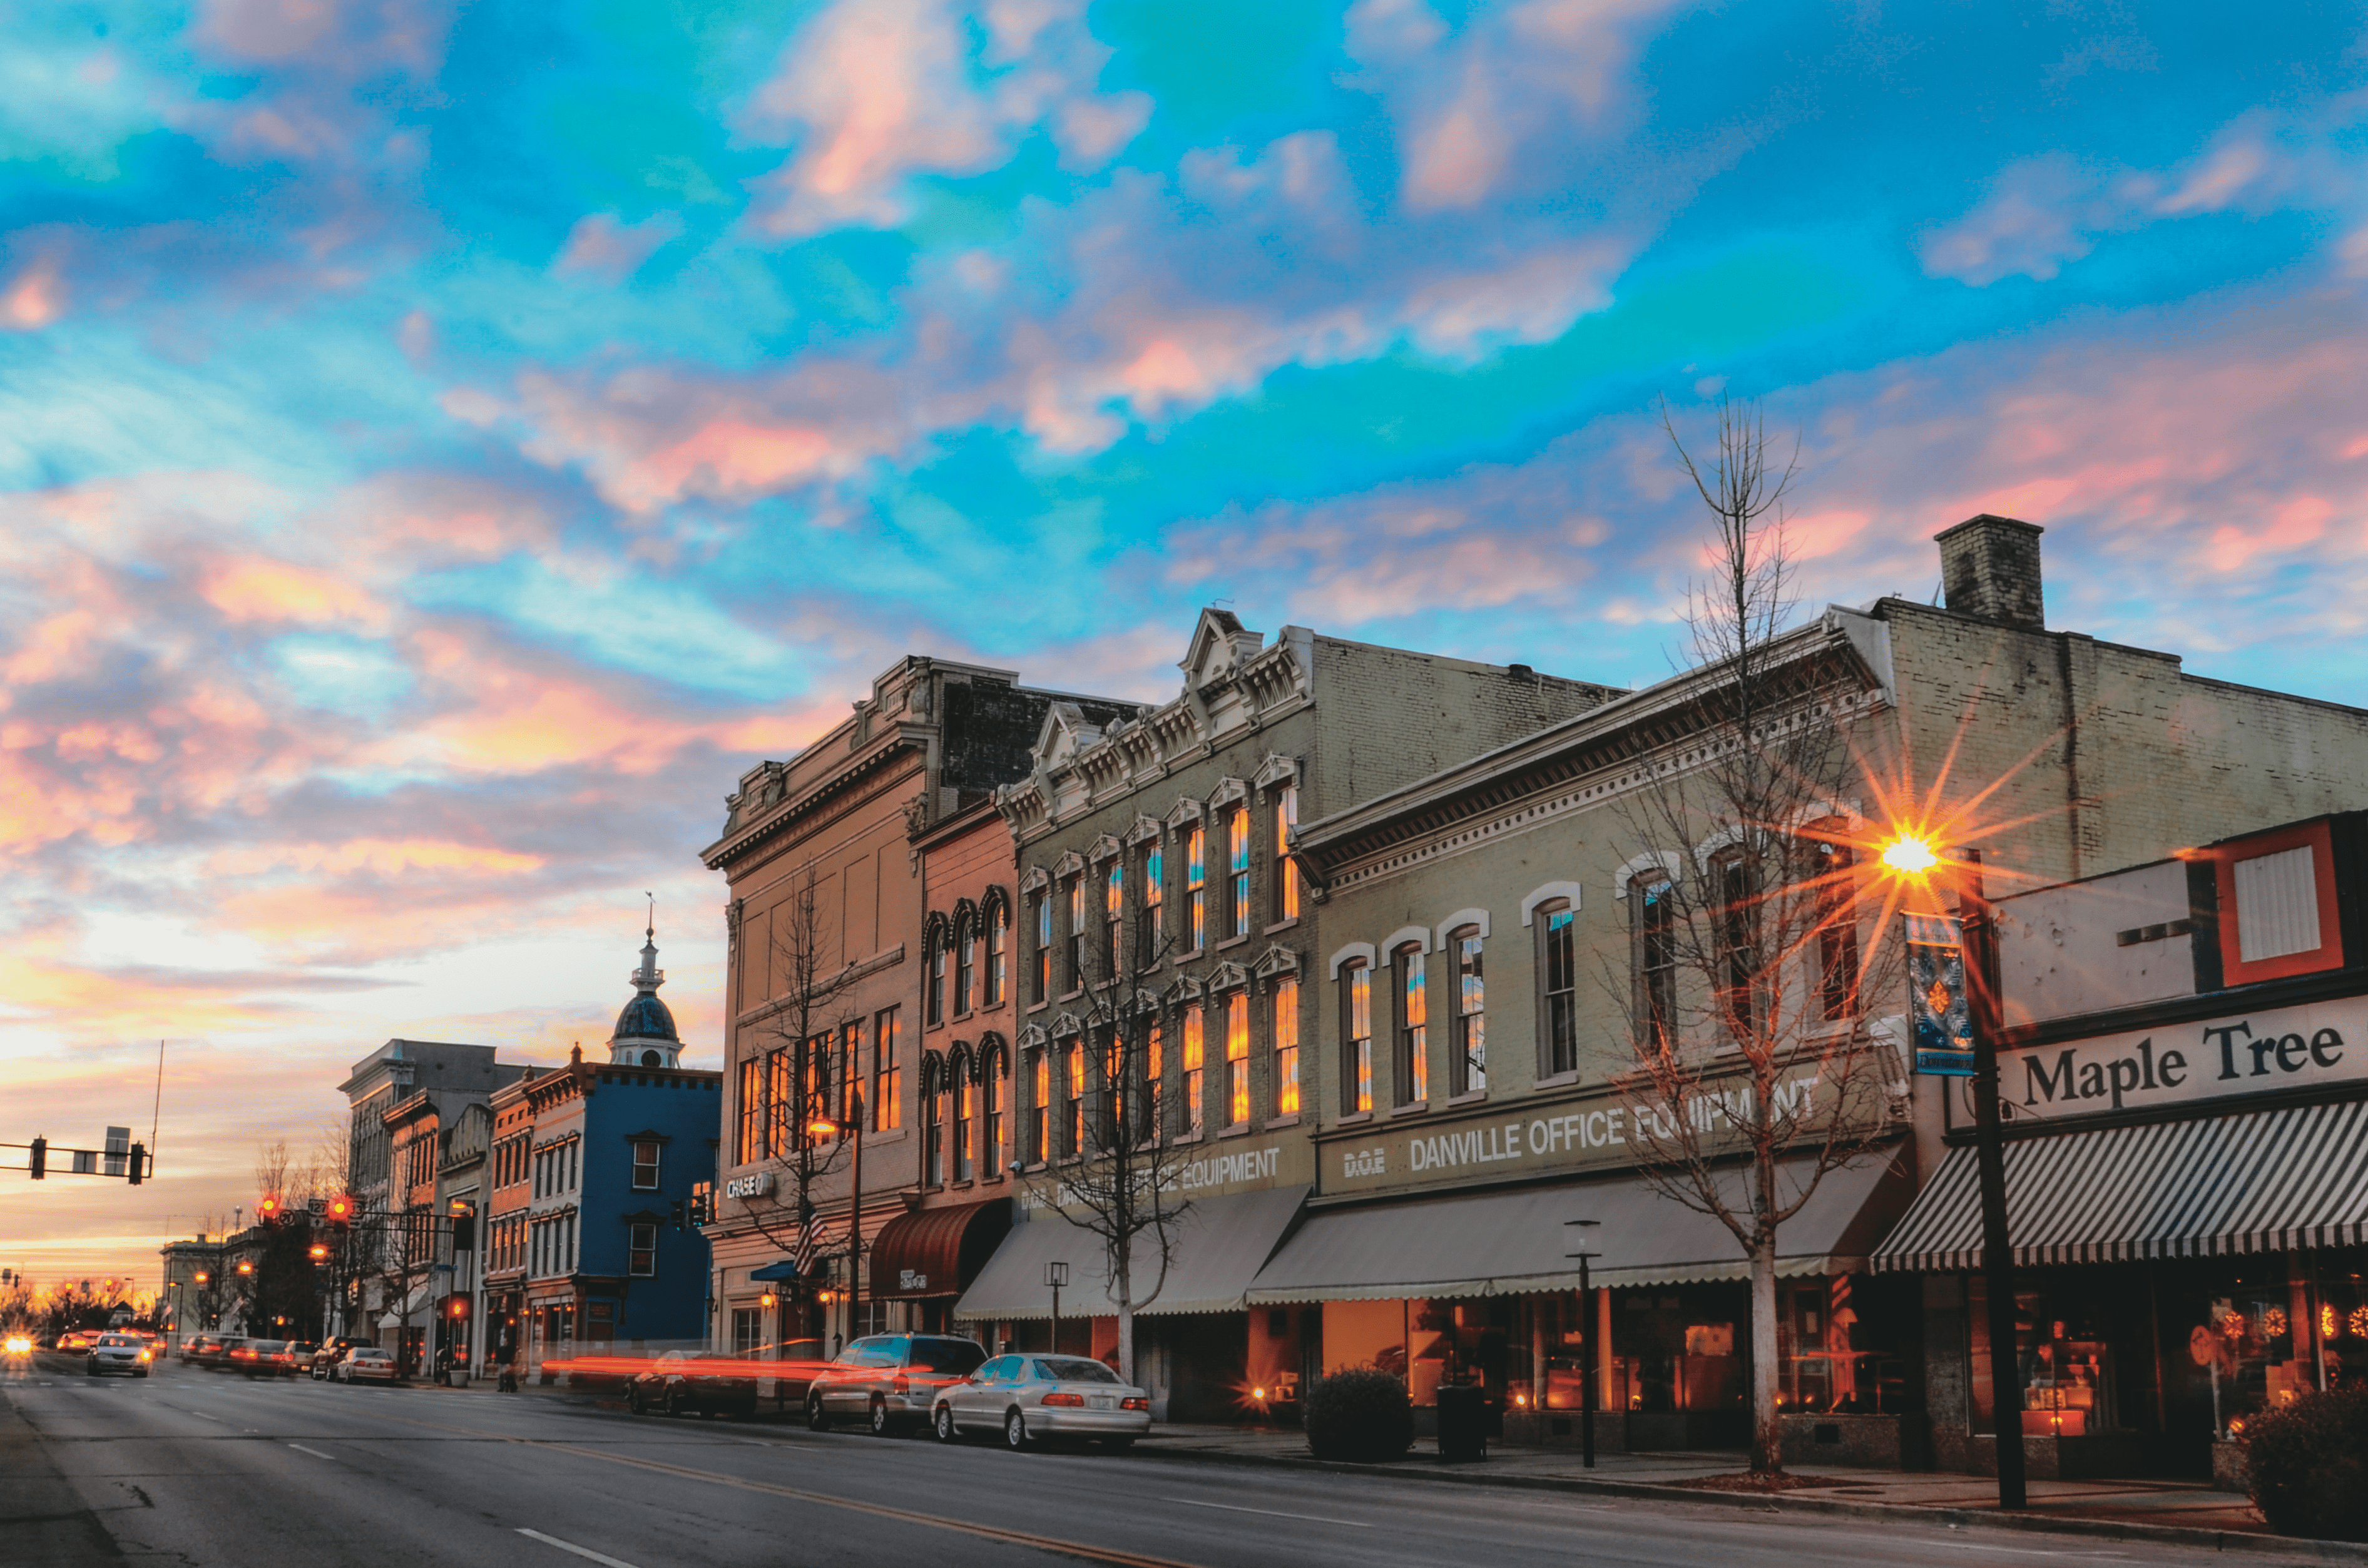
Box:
[760,1336,830,1410]
[332,1346,399,1383]
[283,1341,319,1371]
[933,1355,1150,1451]
[627,1352,758,1419]
[805,1333,989,1435]
[310,1339,362,1379]
[228,1338,301,1378]
[54,1330,95,1354]
[86,1332,155,1378]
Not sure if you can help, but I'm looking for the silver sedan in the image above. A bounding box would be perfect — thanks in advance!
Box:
[931,1354,1150,1452]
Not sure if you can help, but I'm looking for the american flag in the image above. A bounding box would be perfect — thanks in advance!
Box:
[792,1212,827,1277]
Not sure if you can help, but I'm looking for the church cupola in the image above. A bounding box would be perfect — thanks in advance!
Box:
[607,904,683,1068]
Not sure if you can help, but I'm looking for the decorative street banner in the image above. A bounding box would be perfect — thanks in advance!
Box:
[1907,915,1976,1076]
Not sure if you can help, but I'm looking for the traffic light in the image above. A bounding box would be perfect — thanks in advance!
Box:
[325,1194,355,1225]
[670,1198,687,1231]
[257,1193,283,1222]
[308,1243,328,1264]
[28,1138,43,1180]
[128,1143,145,1186]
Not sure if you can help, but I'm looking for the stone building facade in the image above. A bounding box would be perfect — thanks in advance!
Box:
[954,609,1621,1418]
[1265,516,2368,1461]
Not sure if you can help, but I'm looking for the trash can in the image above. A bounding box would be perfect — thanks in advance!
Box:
[1436,1383,1488,1463]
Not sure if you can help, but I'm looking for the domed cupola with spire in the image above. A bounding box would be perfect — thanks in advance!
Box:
[608,897,683,1068]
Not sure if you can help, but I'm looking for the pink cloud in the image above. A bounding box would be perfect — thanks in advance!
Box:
[3,257,64,330]
[553,211,684,284]
[199,557,390,629]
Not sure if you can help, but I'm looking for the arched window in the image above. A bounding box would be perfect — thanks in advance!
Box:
[952,1054,974,1183]
[1805,825,1860,1021]
[955,915,976,1017]
[1028,1049,1049,1164]
[1632,873,1677,1054]
[1394,942,1428,1106]
[1181,1007,1206,1135]
[986,897,1008,1008]
[926,920,947,1026]
[1341,961,1372,1115]
[1104,860,1123,980]
[1536,901,1578,1078]
[1450,926,1485,1096]
[922,1057,946,1186]
[1145,1016,1165,1139]
[1224,990,1250,1127]
[1227,805,1252,939]
[1139,840,1165,967]
[981,1042,1006,1176]
[1272,976,1300,1117]
[1063,1039,1086,1156]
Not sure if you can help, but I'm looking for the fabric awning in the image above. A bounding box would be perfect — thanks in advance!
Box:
[955,1185,1309,1321]
[1872,1097,2368,1273]
[377,1278,437,1328]
[870,1198,1012,1299]
[1243,1153,1909,1305]
[748,1260,802,1283]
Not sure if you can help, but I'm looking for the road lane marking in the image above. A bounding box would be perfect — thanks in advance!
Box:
[185,1410,221,1422]
[288,1443,336,1460]
[518,1529,643,1568]
[539,1442,1209,1568]
[1160,1498,1371,1529]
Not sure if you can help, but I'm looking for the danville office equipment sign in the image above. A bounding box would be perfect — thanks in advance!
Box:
[2000,996,2368,1124]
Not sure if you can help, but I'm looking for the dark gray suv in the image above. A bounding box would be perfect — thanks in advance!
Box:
[805,1334,988,1435]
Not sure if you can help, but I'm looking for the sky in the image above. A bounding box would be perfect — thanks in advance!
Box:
[4,0,2368,1286]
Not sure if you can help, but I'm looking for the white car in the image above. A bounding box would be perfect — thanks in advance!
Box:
[334,1346,399,1383]
[931,1354,1150,1451]
[86,1332,154,1378]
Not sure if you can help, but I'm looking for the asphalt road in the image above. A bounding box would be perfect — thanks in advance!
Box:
[0,1355,2299,1568]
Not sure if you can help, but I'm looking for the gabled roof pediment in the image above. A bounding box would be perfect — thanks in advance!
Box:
[1179,608,1265,690]
[1033,701,1109,769]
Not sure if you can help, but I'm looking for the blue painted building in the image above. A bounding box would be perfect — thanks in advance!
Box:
[494,928,720,1373]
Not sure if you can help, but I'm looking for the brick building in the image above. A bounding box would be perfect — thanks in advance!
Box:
[700,658,1137,1362]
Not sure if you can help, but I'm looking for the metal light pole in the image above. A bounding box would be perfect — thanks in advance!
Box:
[1879,833,2025,1512]
[1046,1260,1069,1356]
[1957,850,2027,1510]
[1564,1219,1600,1469]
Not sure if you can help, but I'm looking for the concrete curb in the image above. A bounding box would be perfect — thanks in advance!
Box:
[1126,1441,2368,1562]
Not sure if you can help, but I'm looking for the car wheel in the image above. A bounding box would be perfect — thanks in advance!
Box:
[1004,1408,1030,1451]
[868,1397,892,1437]
[84,1365,96,1377]
[627,1387,644,1415]
[806,1395,830,1432]
[665,1388,686,1418]
[934,1404,958,1443]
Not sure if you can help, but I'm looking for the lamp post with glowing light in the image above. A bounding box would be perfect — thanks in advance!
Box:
[1877,831,2026,1511]
[809,1102,862,1353]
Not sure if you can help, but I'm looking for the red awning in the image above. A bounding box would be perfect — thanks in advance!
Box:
[869,1198,1012,1299]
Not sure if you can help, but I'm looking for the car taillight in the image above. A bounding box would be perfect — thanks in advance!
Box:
[1042,1392,1085,1407]
[1121,1396,1148,1410]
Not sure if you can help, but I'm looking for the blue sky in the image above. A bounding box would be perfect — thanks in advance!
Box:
[6,0,2368,1278]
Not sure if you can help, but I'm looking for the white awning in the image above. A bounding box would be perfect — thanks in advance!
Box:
[955,1186,1308,1321]
[1243,1152,1909,1305]
[1872,1097,2368,1273]
[376,1278,437,1328]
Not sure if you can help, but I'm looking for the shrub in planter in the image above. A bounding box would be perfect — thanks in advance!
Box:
[2244,1383,2368,1541]
[1304,1367,1412,1463]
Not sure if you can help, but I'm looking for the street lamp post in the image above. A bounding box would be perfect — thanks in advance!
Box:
[1879,834,2026,1511]
[1045,1261,1069,1356]
[1563,1219,1601,1469]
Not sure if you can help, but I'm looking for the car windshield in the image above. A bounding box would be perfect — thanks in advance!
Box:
[910,1338,987,1374]
[98,1335,139,1347]
[248,1340,287,1352]
[1034,1357,1120,1383]
[354,1348,390,1359]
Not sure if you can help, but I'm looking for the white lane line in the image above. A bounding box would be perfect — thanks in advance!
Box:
[185,1409,221,1422]
[1162,1497,1372,1529]
[517,1529,643,1568]
[288,1443,336,1460]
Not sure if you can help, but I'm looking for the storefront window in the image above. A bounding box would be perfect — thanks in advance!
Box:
[1610,1287,1745,1415]
[1967,1275,2125,1437]
[1776,1276,1902,1415]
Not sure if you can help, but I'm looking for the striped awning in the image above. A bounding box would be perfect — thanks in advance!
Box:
[1872,1097,2368,1273]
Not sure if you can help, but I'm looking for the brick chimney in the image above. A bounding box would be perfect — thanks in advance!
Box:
[1934,514,2044,629]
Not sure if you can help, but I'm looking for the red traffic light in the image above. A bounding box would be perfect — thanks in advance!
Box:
[325,1194,355,1224]
[257,1193,284,1221]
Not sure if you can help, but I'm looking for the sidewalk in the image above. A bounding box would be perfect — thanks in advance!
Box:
[1129,1423,2344,1555]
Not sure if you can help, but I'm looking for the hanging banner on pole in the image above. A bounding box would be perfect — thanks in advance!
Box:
[1906,914,1976,1076]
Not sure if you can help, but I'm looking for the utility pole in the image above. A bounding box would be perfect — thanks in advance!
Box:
[1564,1219,1601,1469]
[1959,851,2027,1510]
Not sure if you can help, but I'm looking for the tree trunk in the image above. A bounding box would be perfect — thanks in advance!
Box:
[1748,1230,1782,1474]
[1118,1303,1135,1386]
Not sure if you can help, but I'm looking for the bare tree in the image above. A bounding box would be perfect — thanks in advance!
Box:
[1019,925,1194,1382]
[253,1139,293,1202]
[736,869,868,1298]
[1602,394,1904,1475]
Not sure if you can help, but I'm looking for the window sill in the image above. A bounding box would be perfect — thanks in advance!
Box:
[1335,1111,1373,1126]
[1267,1113,1302,1130]
[1263,916,1302,937]
[1217,1122,1253,1140]
[1173,947,1204,965]
[1389,1101,1430,1119]
[1171,1129,1205,1146]
[1446,1089,1489,1108]
[867,1127,909,1146]
[1532,1070,1582,1091]
[1027,1000,1049,1015]
[1058,989,1085,1004]
[1217,933,1252,952]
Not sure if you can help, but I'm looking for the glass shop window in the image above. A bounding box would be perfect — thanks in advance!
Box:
[1966,1277,2123,1437]
[1775,1276,1903,1415]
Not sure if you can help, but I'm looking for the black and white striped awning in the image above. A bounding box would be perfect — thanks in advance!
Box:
[1872,1097,2368,1273]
